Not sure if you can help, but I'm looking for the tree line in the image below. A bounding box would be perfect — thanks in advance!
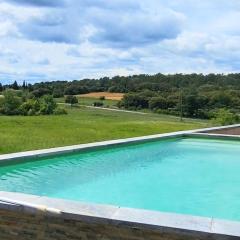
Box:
[1,73,240,122]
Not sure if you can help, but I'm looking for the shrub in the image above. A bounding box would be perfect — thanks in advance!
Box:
[93,101,104,107]
[99,96,105,100]
[39,95,57,115]
[211,108,239,126]
[19,99,40,116]
[53,108,68,115]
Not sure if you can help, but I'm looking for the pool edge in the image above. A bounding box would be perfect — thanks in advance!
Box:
[0,191,240,239]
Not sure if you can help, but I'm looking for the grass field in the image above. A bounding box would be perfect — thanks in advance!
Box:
[0,106,210,154]
[56,96,119,107]
[78,97,118,107]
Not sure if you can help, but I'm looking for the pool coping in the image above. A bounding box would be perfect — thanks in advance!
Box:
[1,191,240,238]
[0,123,240,238]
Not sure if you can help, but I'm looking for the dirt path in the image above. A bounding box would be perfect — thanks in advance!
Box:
[84,105,148,114]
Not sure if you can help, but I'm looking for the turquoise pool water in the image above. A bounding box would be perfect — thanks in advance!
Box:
[0,137,240,221]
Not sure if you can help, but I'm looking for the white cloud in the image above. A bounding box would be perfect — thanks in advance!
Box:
[0,0,239,84]
[0,20,18,37]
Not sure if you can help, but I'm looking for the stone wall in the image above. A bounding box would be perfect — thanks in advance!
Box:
[0,209,223,240]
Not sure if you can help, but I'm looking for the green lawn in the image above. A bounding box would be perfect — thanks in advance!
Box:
[0,106,210,154]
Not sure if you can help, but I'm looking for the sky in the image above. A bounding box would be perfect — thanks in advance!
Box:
[0,0,240,84]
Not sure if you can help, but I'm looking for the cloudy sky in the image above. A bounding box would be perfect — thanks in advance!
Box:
[0,0,240,84]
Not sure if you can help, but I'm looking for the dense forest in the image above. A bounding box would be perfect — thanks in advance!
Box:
[1,73,240,121]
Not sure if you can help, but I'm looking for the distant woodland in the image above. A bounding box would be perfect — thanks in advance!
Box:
[1,73,240,121]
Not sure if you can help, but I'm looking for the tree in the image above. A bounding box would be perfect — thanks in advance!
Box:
[0,89,22,115]
[119,93,149,110]
[65,95,78,106]
[149,96,169,110]
[31,88,51,98]
[12,81,19,90]
[0,83,3,92]
[210,92,234,108]
[22,81,27,89]
[183,94,208,118]
[27,84,34,91]
[53,88,64,98]
[64,85,78,95]
[183,95,199,117]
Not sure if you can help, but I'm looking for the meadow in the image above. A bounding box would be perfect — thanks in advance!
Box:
[78,92,124,100]
[0,106,209,154]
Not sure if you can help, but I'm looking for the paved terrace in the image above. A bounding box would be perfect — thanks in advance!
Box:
[203,126,240,136]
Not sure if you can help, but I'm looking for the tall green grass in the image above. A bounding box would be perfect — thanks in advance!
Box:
[0,107,209,154]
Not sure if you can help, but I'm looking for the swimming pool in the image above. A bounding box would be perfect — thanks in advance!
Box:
[0,136,240,222]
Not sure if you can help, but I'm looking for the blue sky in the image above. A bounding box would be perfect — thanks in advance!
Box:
[0,0,240,84]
